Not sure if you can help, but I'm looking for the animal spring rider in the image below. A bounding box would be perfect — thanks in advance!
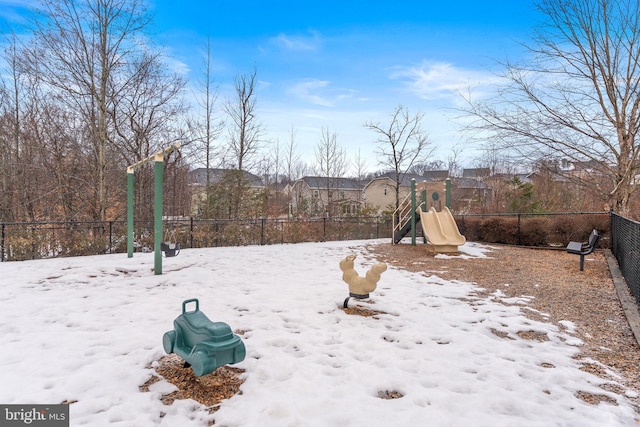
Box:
[163,299,246,376]
[340,254,387,308]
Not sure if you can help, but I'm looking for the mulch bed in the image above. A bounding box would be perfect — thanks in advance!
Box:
[367,242,640,412]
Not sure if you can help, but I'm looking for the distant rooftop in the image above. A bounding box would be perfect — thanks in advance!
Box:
[188,168,263,186]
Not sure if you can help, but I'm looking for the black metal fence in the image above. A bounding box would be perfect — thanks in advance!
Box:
[0,213,617,260]
[2,212,638,306]
[454,212,611,248]
[611,213,640,304]
[0,216,392,262]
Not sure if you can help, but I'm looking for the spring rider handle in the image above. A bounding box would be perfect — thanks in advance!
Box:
[182,298,199,314]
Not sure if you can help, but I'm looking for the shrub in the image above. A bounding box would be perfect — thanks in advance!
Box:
[456,217,481,242]
[454,213,610,248]
[548,216,576,246]
[479,217,519,244]
[519,218,548,246]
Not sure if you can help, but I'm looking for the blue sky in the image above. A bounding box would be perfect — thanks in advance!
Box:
[0,0,540,173]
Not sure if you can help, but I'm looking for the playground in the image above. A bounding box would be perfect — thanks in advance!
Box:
[0,240,638,426]
[392,179,465,252]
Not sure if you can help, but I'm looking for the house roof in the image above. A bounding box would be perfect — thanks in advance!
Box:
[370,171,447,187]
[295,176,363,190]
[462,168,491,179]
[453,177,489,189]
[423,170,449,181]
[188,168,263,186]
[487,173,532,182]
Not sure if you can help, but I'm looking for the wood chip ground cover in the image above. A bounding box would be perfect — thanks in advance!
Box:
[369,243,640,413]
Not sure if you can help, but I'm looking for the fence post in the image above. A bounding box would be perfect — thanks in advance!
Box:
[323,216,327,242]
[127,172,134,258]
[261,218,266,245]
[109,221,113,254]
[609,209,614,253]
[31,226,35,260]
[153,158,163,275]
[1,223,4,262]
[190,217,194,249]
[517,213,522,245]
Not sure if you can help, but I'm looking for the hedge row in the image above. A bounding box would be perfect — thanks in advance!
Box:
[455,213,610,247]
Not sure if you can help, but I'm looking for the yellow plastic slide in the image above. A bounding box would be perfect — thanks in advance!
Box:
[417,206,466,253]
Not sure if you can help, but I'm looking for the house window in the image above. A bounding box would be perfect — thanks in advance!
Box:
[339,191,345,199]
[384,188,387,196]
[313,190,319,198]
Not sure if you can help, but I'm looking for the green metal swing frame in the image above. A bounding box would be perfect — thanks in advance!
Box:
[126,143,180,275]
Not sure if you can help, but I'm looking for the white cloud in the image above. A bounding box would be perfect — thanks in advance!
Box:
[270,31,322,52]
[390,61,501,102]
[0,0,36,26]
[168,57,190,75]
[287,78,355,107]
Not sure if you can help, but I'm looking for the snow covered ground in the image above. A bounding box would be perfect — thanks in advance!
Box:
[0,240,638,426]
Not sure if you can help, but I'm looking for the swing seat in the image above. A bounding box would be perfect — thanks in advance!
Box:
[161,241,180,257]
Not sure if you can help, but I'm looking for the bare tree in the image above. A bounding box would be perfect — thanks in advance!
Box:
[224,66,264,172]
[0,33,25,221]
[313,126,348,216]
[283,125,307,183]
[258,138,285,216]
[364,104,435,213]
[23,0,154,221]
[110,50,187,219]
[0,33,68,222]
[464,0,640,216]
[447,145,464,178]
[408,160,446,176]
[220,67,265,218]
[194,37,224,184]
[112,51,186,161]
[352,149,369,181]
[0,80,12,220]
[178,36,226,219]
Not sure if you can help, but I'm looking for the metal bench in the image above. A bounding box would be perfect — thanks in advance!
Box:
[566,229,600,271]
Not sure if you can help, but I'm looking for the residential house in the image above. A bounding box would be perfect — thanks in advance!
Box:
[188,168,263,217]
[451,177,492,213]
[287,176,363,217]
[446,168,492,213]
[423,170,450,181]
[363,172,448,214]
[462,168,491,180]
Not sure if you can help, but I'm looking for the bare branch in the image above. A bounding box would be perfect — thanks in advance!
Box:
[465,0,640,214]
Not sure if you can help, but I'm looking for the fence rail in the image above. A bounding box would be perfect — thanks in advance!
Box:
[2,212,638,306]
[0,212,615,261]
[0,217,392,262]
[454,212,611,248]
[611,213,640,304]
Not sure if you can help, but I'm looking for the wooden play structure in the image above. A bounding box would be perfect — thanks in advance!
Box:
[392,178,465,252]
